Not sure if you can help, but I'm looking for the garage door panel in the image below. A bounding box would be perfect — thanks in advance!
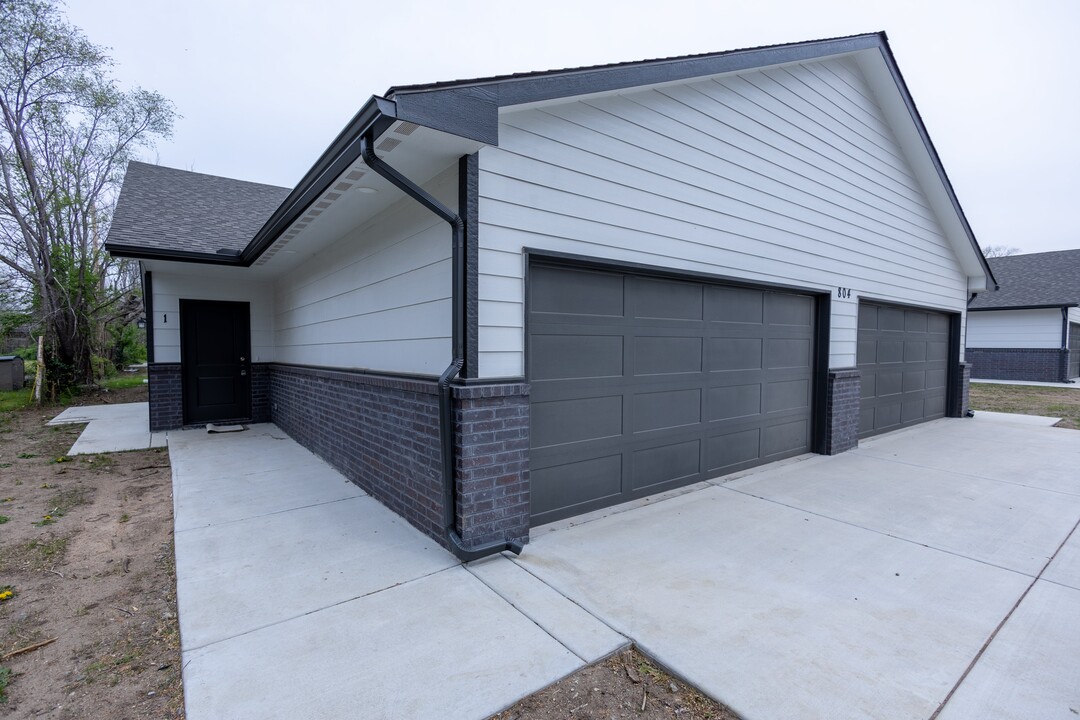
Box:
[904,341,927,362]
[530,454,623,525]
[858,301,950,438]
[765,338,812,369]
[632,440,701,491]
[903,370,925,392]
[708,338,763,371]
[632,388,702,433]
[707,384,762,421]
[1070,324,1080,378]
[634,336,703,375]
[707,286,764,324]
[529,262,819,524]
[763,419,810,457]
[530,334,624,381]
[766,293,815,327]
[764,378,811,413]
[530,265,624,318]
[632,277,703,321]
[706,428,762,472]
[531,396,624,449]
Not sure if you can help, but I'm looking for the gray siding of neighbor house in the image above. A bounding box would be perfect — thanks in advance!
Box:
[476,56,969,380]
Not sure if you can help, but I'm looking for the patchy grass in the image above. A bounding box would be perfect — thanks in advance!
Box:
[0,388,32,413]
[100,375,146,391]
[0,666,11,703]
[969,383,1080,429]
[0,536,69,573]
[45,485,91,517]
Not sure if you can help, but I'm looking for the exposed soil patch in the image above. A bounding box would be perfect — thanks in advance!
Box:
[969,383,1080,429]
[0,383,183,718]
[488,646,741,720]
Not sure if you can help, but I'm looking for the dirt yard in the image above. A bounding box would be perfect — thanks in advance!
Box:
[488,647,741,720]
[0,382,183,718]
[969,382,1080,429]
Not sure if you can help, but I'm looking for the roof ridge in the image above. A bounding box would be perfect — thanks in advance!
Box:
[126,160,291,192]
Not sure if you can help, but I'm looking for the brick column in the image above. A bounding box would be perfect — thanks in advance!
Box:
[950,361,971,418]
[453,382,531,548]
[249,363,271,423]
[824,368,860,455]
[147,363,183,431]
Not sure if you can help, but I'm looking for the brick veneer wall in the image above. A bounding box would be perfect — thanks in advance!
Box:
[453,383,531,547]
[148,363,182,432]
[250,363,270,423]
[966,348,1066,383]
[824,368,860,455]
[950,361,971,418]
[268,364,532,550]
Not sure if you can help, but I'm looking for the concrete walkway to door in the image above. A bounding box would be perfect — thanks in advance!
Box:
[170,415,1080,720]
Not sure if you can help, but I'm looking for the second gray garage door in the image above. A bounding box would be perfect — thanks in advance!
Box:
[1070,323,1080,380]
[528,262,819,526]
[857,301,951,438]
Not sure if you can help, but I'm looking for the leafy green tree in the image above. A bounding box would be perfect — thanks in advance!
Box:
[0,0,174,392]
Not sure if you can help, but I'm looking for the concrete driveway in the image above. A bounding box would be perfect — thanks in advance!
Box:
[170,415,1080,719]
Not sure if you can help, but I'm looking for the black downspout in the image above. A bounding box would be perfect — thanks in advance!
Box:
[360,135,523,562]
[1062,307,1070,384]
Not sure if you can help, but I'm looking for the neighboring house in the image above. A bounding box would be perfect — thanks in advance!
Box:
[967,250,1080,382]
[105,32,994,559]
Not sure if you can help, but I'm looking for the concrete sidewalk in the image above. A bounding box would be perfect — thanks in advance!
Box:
[48,401,166,454]
[170,417,1080,720]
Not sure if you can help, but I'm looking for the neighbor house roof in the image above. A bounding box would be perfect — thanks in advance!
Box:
[969,250,1080,310]
[105,32,993,288]
[108,161,290,258]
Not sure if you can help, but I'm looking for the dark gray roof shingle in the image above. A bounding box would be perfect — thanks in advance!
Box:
[106,161,290,256]
[969,250,1080,309]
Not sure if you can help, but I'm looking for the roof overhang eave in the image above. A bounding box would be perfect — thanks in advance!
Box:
[238,95,399,265]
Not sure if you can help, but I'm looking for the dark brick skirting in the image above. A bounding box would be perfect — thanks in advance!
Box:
[453,382,531,547]
[966,348,1067,383]
[268,364,532,550]
[148,363,182,432]
[824,368,860,455]
[950,362,971,418]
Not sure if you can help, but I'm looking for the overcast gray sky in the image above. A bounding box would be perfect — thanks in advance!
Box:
[66,0,1078,254]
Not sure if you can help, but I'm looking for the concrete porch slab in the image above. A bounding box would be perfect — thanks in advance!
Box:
[182,566,583,720]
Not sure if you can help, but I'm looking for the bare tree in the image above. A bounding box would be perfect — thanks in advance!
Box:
[0,0,175,391]
[982,245,1021,258]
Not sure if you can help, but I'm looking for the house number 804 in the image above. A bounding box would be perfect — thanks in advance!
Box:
[836,287,852,299]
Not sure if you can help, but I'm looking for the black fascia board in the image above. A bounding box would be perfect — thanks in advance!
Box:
[872,35,998,291]
[106,243,248,265]
[968,303,1078,312]
[240,95,398,264]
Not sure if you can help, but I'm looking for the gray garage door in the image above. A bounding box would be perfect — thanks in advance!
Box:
[1070,323,1080,380]
[857,302,950,438]
[528,262,818,525]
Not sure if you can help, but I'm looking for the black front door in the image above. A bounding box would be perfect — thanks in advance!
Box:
[180,300,251,424]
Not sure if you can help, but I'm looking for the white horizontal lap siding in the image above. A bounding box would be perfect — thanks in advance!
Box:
[477,57,967,377]
[966,309,1064,349]
[273,165,456,375]
[151,270,274,364]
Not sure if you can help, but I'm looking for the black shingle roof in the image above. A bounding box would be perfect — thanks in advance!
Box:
[107,161,290,256]
[969,250,1080,310]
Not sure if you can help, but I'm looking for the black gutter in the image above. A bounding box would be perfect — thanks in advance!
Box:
[969,304,1079,312]
[143,269,155,364]
[359,135,523,562]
